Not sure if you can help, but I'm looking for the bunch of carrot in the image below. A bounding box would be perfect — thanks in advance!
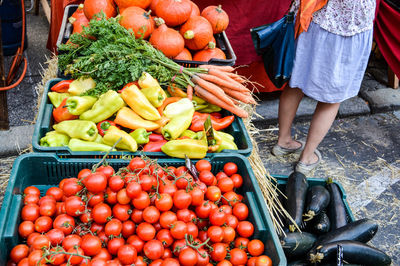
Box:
[185,65,256,118]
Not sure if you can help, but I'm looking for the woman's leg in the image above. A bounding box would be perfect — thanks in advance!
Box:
[277,86,304,149]
[300,101,340,164]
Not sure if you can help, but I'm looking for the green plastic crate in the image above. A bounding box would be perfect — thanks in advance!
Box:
[32,78,252,158]
[0,153,285,265]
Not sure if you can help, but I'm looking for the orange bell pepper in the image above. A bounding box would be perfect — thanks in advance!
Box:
[114,107,160,131]
[52,98,79,123]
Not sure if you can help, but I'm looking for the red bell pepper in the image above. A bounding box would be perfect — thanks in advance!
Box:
[189,112,235,132]
[143,140,167,152]
[149,133,165,142]
[97,120,119,136]
[52,98,78,123]
[51,80,73,93]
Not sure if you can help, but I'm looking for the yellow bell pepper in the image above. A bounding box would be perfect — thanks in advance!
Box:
[68,77,96,96]
[114,107,160,131]
[138,72,167,108]
[120,83,161,121]
[103,126,138,152]
[161,132,208,159]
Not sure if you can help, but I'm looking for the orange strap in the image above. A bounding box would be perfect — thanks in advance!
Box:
[294,0,328,38]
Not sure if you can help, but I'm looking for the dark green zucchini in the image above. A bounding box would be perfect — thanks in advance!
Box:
[285,172,308,232]
[311,212,330,235]
[327,179,347,229]
[314,218,378,247]
[308,240,391,265]
[281,232,317,258]
[303,185,330,221]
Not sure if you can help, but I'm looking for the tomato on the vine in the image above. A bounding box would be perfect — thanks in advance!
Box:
[18,221,34,238]
[236,221,254,238]
[117,244,138,264]
[160,211,177,229]
[81,234,102,256]
[210,243,227,262]
[127,235,145,253]
[195,159,212,172]
[105,218,123,237]
[136,222,156,241]
[179,247,198,266]
[128,157,146,171]
[143,240,164,260]
[155,193,173,212]
[9,244,29,263]
[53,214,75,235]
[92,203,112,224]
[223,162,238,176]
[207,226,224,243]
[173,190,192,209]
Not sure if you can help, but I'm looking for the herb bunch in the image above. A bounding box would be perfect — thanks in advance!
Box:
[58,14,205,96]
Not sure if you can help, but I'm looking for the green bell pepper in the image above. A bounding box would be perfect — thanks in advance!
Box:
[48,92,70,107]
[162,108,194,140]
[65,96,97,115]
[103,126,138,152]
[80,90,125,123]
[68,138,116,152]
[53,120,98,141]
[129,128,151,145]
[40,131,70,147]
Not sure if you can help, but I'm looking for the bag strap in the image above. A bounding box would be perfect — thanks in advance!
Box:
[286,0,297,14]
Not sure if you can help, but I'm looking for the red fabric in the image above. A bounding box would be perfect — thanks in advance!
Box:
[47,0,82,52]
[374,0,400,78]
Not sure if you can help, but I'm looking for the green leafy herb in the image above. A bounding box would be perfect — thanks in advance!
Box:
[58,13,206,96]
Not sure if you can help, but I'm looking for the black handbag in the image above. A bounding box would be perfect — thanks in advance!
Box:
[250,11,295,88]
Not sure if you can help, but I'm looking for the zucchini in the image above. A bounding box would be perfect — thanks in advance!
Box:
[314,218,378,247]
[285,172,308,232]
[311,212,330,235]
[309,240,391,265]
[303,185,330,221]
[281,232,316,258]
[327,179,347,229]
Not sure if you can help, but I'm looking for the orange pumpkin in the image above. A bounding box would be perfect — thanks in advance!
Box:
[193,42,226,62]
[180,16,213,51]
[201,5,229,34]
[69,4,89,34]
[120,7,154,39]
[83,0,117,20]
[155,0,192,27]
[114,0,152,10]
[174,48,193,61]
[188,0,200,17]
[149,0,160,13]
[150,18,185,58]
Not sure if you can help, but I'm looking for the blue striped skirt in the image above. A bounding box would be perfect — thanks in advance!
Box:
[289,22,373,103]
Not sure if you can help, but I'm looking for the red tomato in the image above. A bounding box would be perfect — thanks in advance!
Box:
[210,243,227,262]
[209,208,227,226]
[233,202,249,221]
[21,204,40,222]
[62,178,83,197]
[96,165,115,179]
[130,209,144,224]
[143,240,164,260]
[229,248,247,265]
[132,191,150,210]
[155,193,173,212]
[195,159,212,172]
[128,157,146,171]
[173,190,192,209]
[179,247,198,266]
[196,248,210,266]
[126,181,142,199]
[217,177,234,193]
[159,181,178,196]
[47,247,66,265]
[186,222,199,239]
[62,234,81,251]
[222,226,236,243]
[108,175,125,192]
[84,172,107,194]
[122,220,136,238]
[32,234,50,250]
[189,187,204,206]
[92,203,112,224]
[27,232,40,246]
[105,187,118,205]
[107,237,125,256]
[207,226,224,243]
[236,221,254,238]
[18,221,34,238]
[139,174,157,192]
[24,186,40,197]
[64,196,85,217]
[136,222,156,241]
[248,239,265,256]
[90,223,104,235]
[234,237,249,250]
[256,255,272,266]
[105,219,123,237]
[206,186,221,202]
[160,211,177,229]
[46,187,64,201]
[143,206,160,223]
[92,248,112,261]
[172,239,188,256]
[161,258,180,266]
[28,250,45,266]
[39,201,56,217]
[199,170,215,186]
[87,192,104,207]
[226,214,239,229]
[162,248,173,259]
[46,228,65,246]
[112,203,131,221]
[223,162,238,176]
[156,229,174,247]
[127,235,144,253]
[230,174,243,188]
[66,247,84,264]
[10,244,29,263]
[222,191,240,206]
[195,200,212,219]
[34,216,53,233]
[81,234,102,256]
[117,244,137,264]
[170,221,188,240]
[23,194,39,205]
[117,188,131,205]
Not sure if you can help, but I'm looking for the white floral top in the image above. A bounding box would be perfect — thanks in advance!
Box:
[291,0,376,36]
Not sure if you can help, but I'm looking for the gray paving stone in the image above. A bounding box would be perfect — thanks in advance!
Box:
[0,125,34,156]
[338,96,371,117]
[362,88,400,113]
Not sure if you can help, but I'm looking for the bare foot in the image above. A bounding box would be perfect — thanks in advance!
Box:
[277,139,303,150]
